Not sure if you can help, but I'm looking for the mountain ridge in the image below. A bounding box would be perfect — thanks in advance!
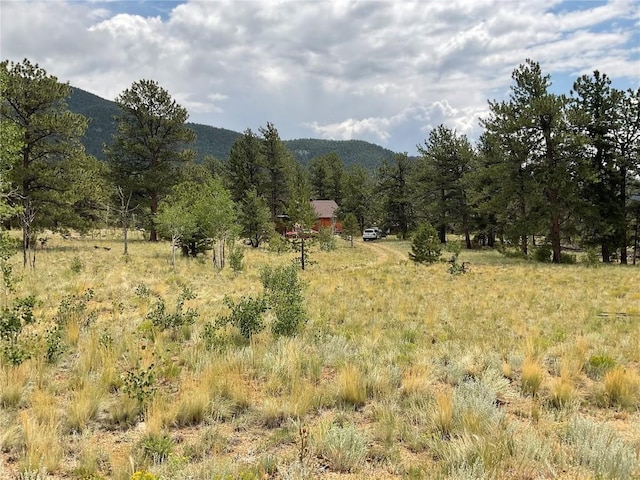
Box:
[68,86,396,170]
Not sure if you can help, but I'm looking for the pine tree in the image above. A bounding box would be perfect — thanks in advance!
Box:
[1,59,91,267]
[106,79,195,241]
[409,222,441,264]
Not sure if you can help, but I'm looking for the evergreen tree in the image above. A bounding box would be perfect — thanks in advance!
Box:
[308,152,344,203]
[415,125,475,245]
[377,153,414,239]
[1,59,91,267]
[239,189,273,248]
[341,213,360,247]
[483,60,578,263]
[342,164,375,232]
[225,128,265,203]
[409,222,441,264]
[260,122,295,221]
[570,71,623,262]
[106,79,195,241]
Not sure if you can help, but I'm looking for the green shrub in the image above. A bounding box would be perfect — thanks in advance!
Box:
[70,256,84,273]
[534,245,552,263]
[586,354,616,379]
[584,247,600,267]
[218,295,268,340]
[267,233,291,254]
[317,227,337,252]
[137,432,173,464]
[229,245,245,272]
[121,364,156,406]
[146,287,198,331]
[260,264,307,337]
[0,295,37,365]
[409,222,441,264]
[559,252,577,264]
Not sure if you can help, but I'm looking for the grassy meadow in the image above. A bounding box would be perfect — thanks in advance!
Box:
[0,233,639,479]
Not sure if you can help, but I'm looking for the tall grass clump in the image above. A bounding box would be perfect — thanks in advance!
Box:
[336,363,367,408]
[521,357,544,397]
[602,366,640,409]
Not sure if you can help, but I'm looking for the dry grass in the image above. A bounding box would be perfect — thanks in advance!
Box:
[0,233,639,479]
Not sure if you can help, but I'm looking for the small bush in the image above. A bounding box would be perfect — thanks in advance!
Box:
[314,423,368,473]
[534,245,552,263]
[218,295,268,340]
[586,354,616,379]
[584,247,600,267]
[131,472,158,480]
[268,233,291,254]
[70,256,84,273]
[409,222,441,264]
[559,252,577,264]
[146,287,198,332]
[260,264,307,337]
[121,364,156,407]
[137,432,173,464]
[229,245,244,272]
[564,416,637,479]
[317,227,337,252]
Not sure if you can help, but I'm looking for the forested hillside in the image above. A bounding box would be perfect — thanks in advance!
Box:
[68,87,394,168]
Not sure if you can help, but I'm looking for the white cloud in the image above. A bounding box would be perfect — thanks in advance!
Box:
[1,0,638,153]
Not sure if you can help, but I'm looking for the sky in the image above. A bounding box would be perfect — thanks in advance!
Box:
[1,0,639,155]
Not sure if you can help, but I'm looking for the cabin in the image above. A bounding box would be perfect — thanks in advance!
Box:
[311,199,342,234]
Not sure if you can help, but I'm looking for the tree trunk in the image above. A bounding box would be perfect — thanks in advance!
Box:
[619,167,628,264]
[149,192,158,241]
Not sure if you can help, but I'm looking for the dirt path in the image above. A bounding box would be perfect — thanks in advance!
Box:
[360,240,407,265]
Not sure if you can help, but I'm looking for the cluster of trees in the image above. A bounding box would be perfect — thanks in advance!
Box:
[1,58,639,267]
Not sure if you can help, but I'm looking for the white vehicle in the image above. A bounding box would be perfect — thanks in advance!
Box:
[362,227,382,241]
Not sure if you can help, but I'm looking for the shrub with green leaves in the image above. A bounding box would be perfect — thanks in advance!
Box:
[146,287,198,331]
[218,295,268,340]
[121,364,156,406]
[260,264,307,337]
[55,289,96,327]
[228,245,244,273]
[409,222,441,264]
[0,295,36,365]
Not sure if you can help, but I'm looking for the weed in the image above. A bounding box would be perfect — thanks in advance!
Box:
[70,256,84,273]
[137,431,173,465]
